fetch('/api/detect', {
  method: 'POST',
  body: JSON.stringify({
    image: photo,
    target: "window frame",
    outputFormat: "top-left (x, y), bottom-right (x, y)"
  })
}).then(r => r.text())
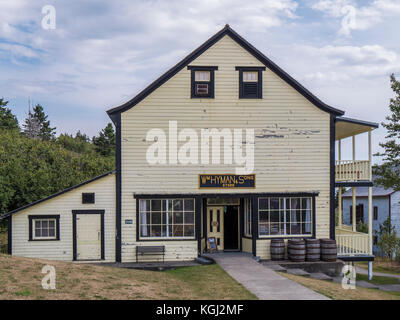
top-left (373, 206), bottom-right (378, 220)
top-left (188, 66), bottom-right (218, 99)
top-left (235, 66), bottom-right (265, 99)
top-left (28, 215), bottom-right (60, 241)
top-left (82, 193), bottom-right (95, 204)
top-left (257, 197), bottom-right (313, 238)
top-left (137, 198), bottom-right (196, 240)
top-left (244, 198), bottom-right (252, 237)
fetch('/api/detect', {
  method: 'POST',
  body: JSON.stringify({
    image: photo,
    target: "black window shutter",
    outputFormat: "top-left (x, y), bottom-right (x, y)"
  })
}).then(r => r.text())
top-left (82, 193), bottom-right (95, 204)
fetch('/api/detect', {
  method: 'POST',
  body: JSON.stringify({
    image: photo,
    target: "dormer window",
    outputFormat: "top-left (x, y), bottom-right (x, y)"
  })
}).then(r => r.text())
top-left (188, 66), bottom-right (218, 98)
top-left (236, 66), bottom-right (266, 99)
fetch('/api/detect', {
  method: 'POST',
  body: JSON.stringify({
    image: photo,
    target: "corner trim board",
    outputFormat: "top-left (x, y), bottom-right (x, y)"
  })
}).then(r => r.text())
top-left (115, 113), bottom-right (122, 262)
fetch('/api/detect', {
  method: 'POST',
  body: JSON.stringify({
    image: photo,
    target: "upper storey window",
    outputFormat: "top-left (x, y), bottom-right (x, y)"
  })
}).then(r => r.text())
top-left (188, 66), bottom-right (218, 98)
top-left (236, 66), bottom-right (266, 99)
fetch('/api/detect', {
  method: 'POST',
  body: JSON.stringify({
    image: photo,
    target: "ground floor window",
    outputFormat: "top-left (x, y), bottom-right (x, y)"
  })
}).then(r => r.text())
top-left (244, 198), bottom-right (252, 237)
top-left (29, 215), bottom-right (60, 241)
top-left (139, 199), bottom-right (195, 239)
top-left (258, 197), bottom-right (312, 236)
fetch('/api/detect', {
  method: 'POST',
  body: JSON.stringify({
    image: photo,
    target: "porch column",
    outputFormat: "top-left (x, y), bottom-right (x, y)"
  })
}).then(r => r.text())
top-left (338, 188), bottom-right (342, 227)
top-left (338, 139), bottom-right (342, 227)
top-left (368, 130), bottom-right (373, 256)
top-left (352, 187), bottom-right (356, 232)
top-left (352, 135), bottom-right (356, 181)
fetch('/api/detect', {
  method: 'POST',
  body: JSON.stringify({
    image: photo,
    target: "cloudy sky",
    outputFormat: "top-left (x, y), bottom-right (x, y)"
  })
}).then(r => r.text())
top-left (1, 0), bottom-right (400, 161)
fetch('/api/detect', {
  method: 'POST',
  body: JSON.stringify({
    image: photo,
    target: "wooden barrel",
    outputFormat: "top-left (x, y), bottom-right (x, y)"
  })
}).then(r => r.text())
top-left (288, 239), bottom-right (306, 262)
top-left (320, 239), bottom-right (337, 262)
top-left (270, 239), bottom-right (285, 261)
top-left (306, 239), bottom-right (320, 262)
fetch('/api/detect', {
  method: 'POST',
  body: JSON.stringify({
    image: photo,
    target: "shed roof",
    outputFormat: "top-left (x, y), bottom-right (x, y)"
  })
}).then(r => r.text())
top-left (1, 170), bottom-right (115, 219)
top-left (342, 186), bottom-right (394, 197)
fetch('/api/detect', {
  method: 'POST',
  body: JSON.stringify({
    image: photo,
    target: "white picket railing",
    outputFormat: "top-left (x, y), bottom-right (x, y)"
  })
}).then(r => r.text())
top-left (336, 227), bottom-right (370, 256)
top-left (335, 160), bottom-right (370, 181)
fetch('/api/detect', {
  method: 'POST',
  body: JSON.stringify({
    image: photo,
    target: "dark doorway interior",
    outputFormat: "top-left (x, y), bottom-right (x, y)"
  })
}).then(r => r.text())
top-left (224, 205), bottom-right (239, 250)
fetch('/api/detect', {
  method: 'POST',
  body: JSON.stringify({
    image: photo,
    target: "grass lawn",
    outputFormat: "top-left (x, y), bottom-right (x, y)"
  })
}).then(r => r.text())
top-left (357, 258), bottom-right (400, 275)
top-left (280, 272), bottom-right (400, 300)
top-left (0, 254), bottom-right (257, 300)
top-left (357, 274), bottom-right (400, 285)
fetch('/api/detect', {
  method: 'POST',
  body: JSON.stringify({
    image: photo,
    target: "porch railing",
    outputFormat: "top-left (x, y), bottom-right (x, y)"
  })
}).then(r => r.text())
top-left (335, 160), bottom-right (370, 181)
top-left (336, 226), bottom-right (370, 256)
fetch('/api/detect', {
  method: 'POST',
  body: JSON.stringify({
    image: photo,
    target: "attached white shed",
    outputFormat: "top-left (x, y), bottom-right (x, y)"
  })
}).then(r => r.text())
top-left (3, 171), bottom-right (116, 262)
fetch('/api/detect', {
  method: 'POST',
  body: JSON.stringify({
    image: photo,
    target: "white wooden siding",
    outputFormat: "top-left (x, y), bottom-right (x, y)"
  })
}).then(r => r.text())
top-left (11, 174), bottom-right (115, 261)
top-left (120, 35), bottom-right (331, 262)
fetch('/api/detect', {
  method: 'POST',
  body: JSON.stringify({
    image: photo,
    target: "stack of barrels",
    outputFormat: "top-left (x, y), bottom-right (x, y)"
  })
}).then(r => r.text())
top-left (270, 238), bottom-right (337, 262)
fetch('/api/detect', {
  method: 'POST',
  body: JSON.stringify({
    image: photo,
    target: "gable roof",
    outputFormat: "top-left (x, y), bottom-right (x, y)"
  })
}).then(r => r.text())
top-left (0, 170), bottom-right (115, 219)
top-left (107, 24), bottom-right (345, 122)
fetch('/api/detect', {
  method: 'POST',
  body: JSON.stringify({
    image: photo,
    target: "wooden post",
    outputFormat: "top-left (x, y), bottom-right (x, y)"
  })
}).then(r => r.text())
top-left (338, 139), bottom-right (342, 227)
top-left (352, 135), bottom-right (356, 180)
top-left (338, 188), bottom-right (342, 227)
top-left (368, 130), bottom-right (373, 255)
top-left (352, 187), bottom-right (356, 232)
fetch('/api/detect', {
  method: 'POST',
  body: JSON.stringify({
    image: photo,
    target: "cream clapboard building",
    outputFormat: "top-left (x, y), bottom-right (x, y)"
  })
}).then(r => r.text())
top-left (2, 25), bottom-right (378, 264)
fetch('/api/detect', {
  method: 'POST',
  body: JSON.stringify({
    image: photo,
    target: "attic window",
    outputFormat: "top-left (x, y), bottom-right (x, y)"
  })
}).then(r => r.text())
top-left (82, 193), bottom-right (95, 204)
top-left (236, 66), bottom-right (265, 99)
top-left (188, 66), bottom-right (218, 98)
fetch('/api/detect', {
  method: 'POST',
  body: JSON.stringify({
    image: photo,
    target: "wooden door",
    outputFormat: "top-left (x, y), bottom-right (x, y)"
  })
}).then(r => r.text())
top-left (207, 206), bottom-right (224, 250)
top-left (76, 214), bottom-right (101, 260)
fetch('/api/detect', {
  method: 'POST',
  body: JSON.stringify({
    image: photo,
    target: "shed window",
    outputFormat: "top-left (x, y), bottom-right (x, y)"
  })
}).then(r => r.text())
top-left (258, 197), bottom-right (312, 237)
top-left (139, 199), bottom-right (195, 239)
top-left (188, 66), bottom-right (217, 98)
top-left (82, 193), bottom-right (95, 204)
top-left (29, 215), bottom-right (60, 241)
top-left (236, 66), bottom-right (265, 99)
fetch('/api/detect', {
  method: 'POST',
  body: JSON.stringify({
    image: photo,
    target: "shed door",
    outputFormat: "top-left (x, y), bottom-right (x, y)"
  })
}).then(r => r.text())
top-left (76, 214), bottom-right (101, 260)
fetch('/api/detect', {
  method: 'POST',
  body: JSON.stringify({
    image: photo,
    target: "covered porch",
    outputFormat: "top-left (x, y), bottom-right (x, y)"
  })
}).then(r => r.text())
top-left (334, 117), bottom-right (378, 274)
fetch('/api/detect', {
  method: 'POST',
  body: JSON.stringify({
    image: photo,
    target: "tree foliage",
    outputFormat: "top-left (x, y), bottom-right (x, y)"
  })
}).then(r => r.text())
top-left (375, 74), bottom-right (400, 190)
top-left (92, 123), bottom-right (116, 157)
top-left (0, 98), bottom-right (115, 216)
top-left (0, 98), bottom-right (19, 131)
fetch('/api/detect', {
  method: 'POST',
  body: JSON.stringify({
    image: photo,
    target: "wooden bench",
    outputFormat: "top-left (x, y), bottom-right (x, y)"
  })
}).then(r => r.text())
top-left (136, 245), bottom-right (165, 263)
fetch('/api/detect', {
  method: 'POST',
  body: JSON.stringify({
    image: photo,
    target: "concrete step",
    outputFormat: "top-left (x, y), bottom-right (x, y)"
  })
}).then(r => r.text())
top-left (309, 272), bottom-right (333, 281)
top-left (287, 268), bottom-right (310, 277)
top-left (263, 264), bottom-right (287, 273)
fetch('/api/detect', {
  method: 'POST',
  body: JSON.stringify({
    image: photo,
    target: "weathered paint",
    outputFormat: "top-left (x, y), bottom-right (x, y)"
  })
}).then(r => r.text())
top-left (120, 35), bottom-right (331, 262)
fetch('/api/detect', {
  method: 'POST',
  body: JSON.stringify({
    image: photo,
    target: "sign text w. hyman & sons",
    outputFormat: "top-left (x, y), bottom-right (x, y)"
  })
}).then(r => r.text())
top-left (145, 121), bottom-right (254, 174)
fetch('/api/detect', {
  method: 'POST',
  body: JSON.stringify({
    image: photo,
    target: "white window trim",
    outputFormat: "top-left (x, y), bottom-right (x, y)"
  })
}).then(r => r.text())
top-left (32, 218), bottom-right (57, 240)
top-left (139, 198), bottom-right (196, 240)
top-left (258, 197), bottom-right (313, 238)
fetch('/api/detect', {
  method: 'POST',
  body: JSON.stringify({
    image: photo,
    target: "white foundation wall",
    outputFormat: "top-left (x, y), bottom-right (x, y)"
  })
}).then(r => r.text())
top-left (11, 173), bottom-right (116, 261)
top-left (120, 35), bottom-right (331, 262)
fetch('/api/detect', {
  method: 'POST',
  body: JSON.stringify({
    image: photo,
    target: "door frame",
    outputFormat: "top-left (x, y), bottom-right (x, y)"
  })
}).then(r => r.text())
top-left (72, 209), bottom-right (105, 261)
top-left (206, 202), bottom-right (241, 252)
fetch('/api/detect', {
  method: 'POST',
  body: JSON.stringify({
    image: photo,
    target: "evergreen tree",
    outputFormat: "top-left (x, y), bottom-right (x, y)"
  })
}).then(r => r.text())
top-left (92, 123), bottom-right (116, 157)
top-left (0, 98), bottom-right (19, 131)
top-left (23, 108), bottom-right (40, 139)
top-left (32, 104), bottom-right (56, 140)
top-left (375, 74), bottom-right (400, 190)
